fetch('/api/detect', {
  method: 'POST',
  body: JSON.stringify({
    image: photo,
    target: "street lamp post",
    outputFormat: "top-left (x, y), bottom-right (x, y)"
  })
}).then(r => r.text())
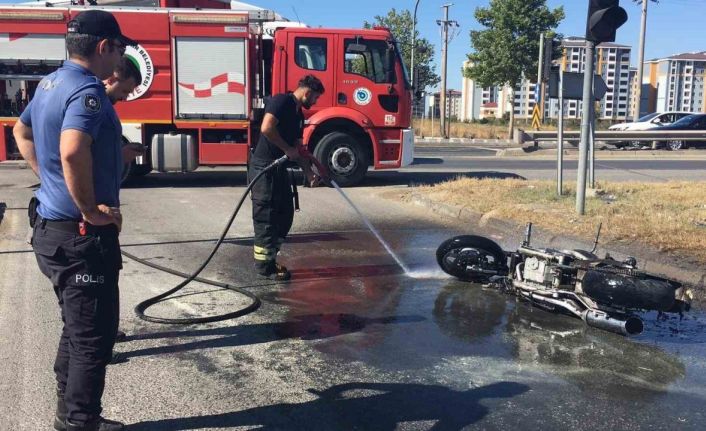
top-left (411, 0), bottom-right (420, 86)
top-left (633, 0), bottom-right (649, 121)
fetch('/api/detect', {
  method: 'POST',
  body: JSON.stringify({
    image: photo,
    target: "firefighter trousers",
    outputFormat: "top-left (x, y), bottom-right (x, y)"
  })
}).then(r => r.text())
top-left (249, 156), bottom-right (295, 269)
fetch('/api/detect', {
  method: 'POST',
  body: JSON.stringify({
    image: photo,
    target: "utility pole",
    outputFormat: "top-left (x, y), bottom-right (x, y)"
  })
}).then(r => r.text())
top-left (437, 4), bottom-right (457, 139)
top-left (536, 33), bottom-right (545, 124)
top-left (557, 64), bottom-right (564, 196)
top-left (633, 0), bottom-right (648, 121)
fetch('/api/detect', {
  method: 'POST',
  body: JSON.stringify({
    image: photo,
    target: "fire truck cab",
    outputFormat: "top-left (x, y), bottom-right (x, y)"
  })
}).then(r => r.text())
top-left (0, 3), bottom-right (414, 186)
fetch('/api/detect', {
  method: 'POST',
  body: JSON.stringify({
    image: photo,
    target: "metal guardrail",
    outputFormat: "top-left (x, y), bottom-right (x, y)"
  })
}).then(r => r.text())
top-left (516, 129), bottom-right (706, 144)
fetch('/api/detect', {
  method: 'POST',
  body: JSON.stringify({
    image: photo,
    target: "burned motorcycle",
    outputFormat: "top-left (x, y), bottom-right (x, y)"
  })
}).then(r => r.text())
top-left (436, 223), bottom-right (692, 336)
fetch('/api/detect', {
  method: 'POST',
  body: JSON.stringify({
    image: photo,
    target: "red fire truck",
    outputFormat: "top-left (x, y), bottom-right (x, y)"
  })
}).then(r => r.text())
top-left (0, 1), bottom-right (414, 186)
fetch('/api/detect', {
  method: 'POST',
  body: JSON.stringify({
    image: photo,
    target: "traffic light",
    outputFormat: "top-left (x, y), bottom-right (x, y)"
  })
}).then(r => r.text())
top-left (585, 0), bottom-right (628, 43)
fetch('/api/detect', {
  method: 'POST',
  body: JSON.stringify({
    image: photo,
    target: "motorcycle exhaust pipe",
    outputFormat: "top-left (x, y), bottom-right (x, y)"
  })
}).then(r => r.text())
top-left (583, 310), bottom-right (643, 336)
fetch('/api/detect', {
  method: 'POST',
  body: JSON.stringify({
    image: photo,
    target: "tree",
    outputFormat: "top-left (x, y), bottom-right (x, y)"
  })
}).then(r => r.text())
top-left (465, 0), bottom-right (564, 138)
top-left (364, 8), bottom-right (440, 92)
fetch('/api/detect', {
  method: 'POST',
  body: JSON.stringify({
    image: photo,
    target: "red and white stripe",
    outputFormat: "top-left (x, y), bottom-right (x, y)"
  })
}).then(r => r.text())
top-left (178, 72), bottom-right (245, 98)
top-left (0, 33), bottom-right (28, 42)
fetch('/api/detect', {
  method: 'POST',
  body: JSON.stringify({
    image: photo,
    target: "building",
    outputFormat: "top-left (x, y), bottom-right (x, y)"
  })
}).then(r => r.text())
top-left (428, 89), bottom-right (462, 120)
top-left (548, 37), bottom-right (632, 121)
top-left (639, 52), bottom-right (706, 116)
top-left (628, 66), bottom-right (639, 119)
top-left (461, 37), bottom-right (633, 121)
top-left (460, 60), bottom-right (512, 121)
top-left (412, 95), bottom-right (426, 118)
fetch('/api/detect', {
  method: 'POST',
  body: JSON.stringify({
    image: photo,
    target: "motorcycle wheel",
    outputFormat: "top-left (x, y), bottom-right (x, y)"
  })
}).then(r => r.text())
top-left (582, 270), bottom-right (678, 312)
top-left (436, 235), bottom-right (508, 282)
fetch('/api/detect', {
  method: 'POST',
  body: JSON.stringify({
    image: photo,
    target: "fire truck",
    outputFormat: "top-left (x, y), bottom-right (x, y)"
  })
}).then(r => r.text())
top-left (0, 1), bottom-right (414, 186)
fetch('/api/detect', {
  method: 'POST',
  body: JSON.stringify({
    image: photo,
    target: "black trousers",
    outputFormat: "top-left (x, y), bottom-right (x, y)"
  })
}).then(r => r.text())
top-left (249, 157), bottom-right (295, 266)
top-left (31, 211), bottom-right (121, 424)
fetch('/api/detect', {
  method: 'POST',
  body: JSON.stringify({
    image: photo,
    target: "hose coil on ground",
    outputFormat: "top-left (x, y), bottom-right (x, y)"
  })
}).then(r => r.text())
top-left (131, 156), bottom-right (288, 325)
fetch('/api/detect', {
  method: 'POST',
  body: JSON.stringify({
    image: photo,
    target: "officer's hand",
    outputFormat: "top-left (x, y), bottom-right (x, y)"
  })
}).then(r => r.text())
top-left (84, 205), bottom-right (121, 231)
top-left (100, 205), bottom-right (122, 232)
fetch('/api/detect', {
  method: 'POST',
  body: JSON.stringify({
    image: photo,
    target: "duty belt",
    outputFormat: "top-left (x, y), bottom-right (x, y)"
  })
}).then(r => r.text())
top-left (37, 216), bottom-right (118, 236)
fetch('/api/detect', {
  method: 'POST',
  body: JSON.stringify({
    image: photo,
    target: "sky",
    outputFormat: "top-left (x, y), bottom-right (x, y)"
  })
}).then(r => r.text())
top-left (3, 0), bottom-right (705, 90)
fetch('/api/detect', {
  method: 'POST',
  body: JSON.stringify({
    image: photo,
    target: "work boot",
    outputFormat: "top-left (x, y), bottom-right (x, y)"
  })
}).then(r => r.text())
top-left (54, 389), bottom-right (124, 431)
top-left (64, 417), bottom-right (124, 431)
top-left (256, 261), bottom-right (291, 281)
top-left (115, 330), bottom-right (127, 343)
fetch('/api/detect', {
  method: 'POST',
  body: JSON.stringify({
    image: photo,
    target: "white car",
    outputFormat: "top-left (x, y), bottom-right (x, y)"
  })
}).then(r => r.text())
top-left (609, 112), bottom-right (693, 131)
top-left (609, 112), bottom-right (694, 148)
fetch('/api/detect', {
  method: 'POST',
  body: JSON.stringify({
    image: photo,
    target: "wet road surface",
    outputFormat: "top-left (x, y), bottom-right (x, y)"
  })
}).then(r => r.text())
top-left (2, 168), bottom-right (706, 430)
top-left (117, 227), bottom-right (706, 430)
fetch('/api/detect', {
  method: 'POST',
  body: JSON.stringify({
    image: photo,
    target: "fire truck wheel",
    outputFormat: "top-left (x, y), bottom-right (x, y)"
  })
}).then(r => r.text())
top-left (314, 132), bottom-right (369, 187)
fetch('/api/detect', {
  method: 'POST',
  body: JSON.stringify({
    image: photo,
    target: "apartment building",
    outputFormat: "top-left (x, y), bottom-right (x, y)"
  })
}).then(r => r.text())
top-left (428, 90), bottom-right (462, 120)
top-left (549, 37), bottom-right (632, 120)
top-left (628, 66), bottom-right (639, 119)
top-left (460, 60), bottom-right (510, 120)
top-left (639, 52), bottom-right (706, 116)
top-left (461, 37), bottom-right (633, 121)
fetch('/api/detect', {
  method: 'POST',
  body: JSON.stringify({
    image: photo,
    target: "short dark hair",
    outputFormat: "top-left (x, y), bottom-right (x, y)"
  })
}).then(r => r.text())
top-left (115, 56), bottom-right (142, 86)
top-left (66, 33), bottom-right (102, 59)
top-left (298, 75), bottom-right (325, 94)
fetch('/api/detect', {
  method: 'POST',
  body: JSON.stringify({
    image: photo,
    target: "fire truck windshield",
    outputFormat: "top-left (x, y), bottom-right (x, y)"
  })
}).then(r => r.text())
top-left (344, 38), bottom-right (397, 85)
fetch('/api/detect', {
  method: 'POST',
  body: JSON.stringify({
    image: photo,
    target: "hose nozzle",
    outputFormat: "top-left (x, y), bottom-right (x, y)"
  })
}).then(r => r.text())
top-left (266, 154), bottom-right (289, 170)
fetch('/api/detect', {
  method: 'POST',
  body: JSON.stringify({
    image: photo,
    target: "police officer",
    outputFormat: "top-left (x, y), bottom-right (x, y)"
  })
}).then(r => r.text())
top-left (13, 9), bottom-right (136, 431)
top-left (250, 75), bottom-right (325, 280)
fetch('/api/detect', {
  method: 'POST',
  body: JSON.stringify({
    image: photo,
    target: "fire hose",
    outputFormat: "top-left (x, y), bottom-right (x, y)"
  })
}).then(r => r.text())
top-left (129, 147), bottom-right (330, 324)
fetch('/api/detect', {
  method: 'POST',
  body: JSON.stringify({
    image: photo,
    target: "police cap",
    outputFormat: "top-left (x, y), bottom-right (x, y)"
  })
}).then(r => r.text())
top-left (67, 9), bottom-right (137, 48)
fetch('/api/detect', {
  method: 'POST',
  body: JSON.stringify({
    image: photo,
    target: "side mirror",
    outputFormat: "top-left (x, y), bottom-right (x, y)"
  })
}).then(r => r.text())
top-left (412, 68), bottom-right (420, 91)
top-left (415, 90), bottom-right (424, 100)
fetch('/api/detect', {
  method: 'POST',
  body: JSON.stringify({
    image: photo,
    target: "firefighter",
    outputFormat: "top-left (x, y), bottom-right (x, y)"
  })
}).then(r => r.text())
top-left (249, 75), bottom-right (325, 280)
top-left (105, 56), bottom-right (146, 169)
top-left (105, 56), bottom-right (141, 104)
top-left (13, 10), bottom-right (136, 431)
top-left (104, 56), bottom-right (143, 344)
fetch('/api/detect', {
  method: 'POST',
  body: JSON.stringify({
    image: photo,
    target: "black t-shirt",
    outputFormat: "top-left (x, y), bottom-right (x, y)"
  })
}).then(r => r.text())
top-left (253, 93), bottom-right (304, 160)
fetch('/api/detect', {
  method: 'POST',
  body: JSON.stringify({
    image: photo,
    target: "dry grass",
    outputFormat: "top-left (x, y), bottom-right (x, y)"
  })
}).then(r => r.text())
top-left (412, 118), bottom-right (509, 139)
top-left (412, 178), bottom-right (706, 264)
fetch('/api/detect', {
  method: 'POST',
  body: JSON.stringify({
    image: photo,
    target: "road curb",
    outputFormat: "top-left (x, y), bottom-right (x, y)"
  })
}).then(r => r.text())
top-left (415, 137), bottom-right (512, 146)
top-left (407, 193), bottom-right (706, 300)
top-left (495, 147), bottom-right (706, 159)
top-left (0, 160), bottom-right (28, 169)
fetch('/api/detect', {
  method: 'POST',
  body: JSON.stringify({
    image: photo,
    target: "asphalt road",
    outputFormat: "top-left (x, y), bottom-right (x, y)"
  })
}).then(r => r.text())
top-left (407, 145), bottom-right (706, 182)
top-left (2, 166), bottom-right (706, 430)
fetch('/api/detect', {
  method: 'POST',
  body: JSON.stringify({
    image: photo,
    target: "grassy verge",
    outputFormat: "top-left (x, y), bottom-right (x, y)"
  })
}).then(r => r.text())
top-left (411, 118), bottom-right (617, 140)
top-left (406, 178), bottom-right (706, 265)
top-left (412, 118), bottom-right (514, 139)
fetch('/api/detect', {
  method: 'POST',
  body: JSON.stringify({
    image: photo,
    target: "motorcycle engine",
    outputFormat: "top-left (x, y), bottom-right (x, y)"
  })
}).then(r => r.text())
top-left (522, 257), bottom-right (561, 288)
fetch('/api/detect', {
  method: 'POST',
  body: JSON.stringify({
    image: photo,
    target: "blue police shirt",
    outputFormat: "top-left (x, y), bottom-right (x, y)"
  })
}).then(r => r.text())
top-left (20, 60), bottom-right (123, 221)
